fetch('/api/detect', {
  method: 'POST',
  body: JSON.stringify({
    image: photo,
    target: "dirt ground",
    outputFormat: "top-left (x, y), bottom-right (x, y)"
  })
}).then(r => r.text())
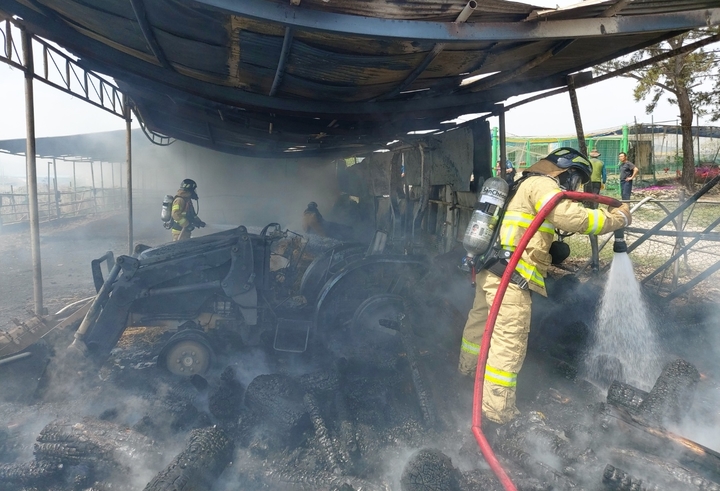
top-left (0, 212), bottom-right (226, 332)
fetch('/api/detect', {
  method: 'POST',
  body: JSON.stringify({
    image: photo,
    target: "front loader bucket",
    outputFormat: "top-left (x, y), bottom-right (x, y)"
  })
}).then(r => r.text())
top-left (0, 298), bottom-right (92, 403)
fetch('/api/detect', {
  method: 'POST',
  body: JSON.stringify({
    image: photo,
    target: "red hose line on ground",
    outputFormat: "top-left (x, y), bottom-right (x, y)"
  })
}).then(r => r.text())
top-left (471, 191), bottom-right (622, 491)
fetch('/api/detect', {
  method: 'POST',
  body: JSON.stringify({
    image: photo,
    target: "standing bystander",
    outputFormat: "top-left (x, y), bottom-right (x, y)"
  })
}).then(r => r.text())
top-left (619, 152), bottom-right (639, 201)
top-left (588, 149), bottom-right (606, 195)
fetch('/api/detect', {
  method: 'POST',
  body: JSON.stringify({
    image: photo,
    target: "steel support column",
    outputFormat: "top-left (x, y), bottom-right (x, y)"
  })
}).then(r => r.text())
top-left (498, 105), bottom-right (507, 181)
top-left (125, 95), bottom-right (134, 255)
top-left (21, 28), bottom-right (43, 315)
top-left (568, 74), bottom-right (598, 272)
top-left (567, 75), bottom-right (587, 156)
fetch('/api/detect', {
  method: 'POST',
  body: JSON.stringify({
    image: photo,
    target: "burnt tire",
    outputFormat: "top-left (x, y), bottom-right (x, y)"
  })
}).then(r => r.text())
top-left (157, 330), bottom-right (214, 377)
top-left (400, 448), bottom-right (461, 491)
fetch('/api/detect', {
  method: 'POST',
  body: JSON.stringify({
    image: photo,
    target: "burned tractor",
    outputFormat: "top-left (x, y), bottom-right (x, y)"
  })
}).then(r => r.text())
top-left (1, 224), bottom-right (427, 378)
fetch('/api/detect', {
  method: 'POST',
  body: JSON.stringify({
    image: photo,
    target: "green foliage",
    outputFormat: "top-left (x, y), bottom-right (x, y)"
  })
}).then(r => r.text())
top-left (595, 29), bottom-right (720, 189)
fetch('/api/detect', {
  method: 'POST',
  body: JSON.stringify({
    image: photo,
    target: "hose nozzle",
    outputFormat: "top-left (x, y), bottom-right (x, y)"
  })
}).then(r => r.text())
top-left (613, 228), bottom-right (627, 253)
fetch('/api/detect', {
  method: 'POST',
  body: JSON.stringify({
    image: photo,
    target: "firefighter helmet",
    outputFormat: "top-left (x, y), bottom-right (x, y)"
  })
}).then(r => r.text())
top-left (307, 202), bottom-right (318, 209)
top-left (544, 148), bottom-right (592, 191)
top-left (545, 148), bottom-right (592, 183)
top-left (180, 179), bottom-right (197, 191)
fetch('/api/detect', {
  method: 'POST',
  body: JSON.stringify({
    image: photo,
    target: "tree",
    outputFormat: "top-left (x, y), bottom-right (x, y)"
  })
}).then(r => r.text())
top-left (596, 29), bottom-right (720, 190)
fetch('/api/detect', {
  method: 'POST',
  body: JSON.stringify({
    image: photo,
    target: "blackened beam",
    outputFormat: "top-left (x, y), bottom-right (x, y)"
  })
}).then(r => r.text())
top-left (195, 0), bottom-right (720, 42)
top-left (468, 40), bottom-right (574, 92)
top-left (373, 43), bottom-right (445, 102)
top-left (373, 1), bottom-right (477, 102)
top-left (505, 30), bottom-right (720, 111)
top-left (0, 0), bottom-right (668, 119)
top-left (0, 0), bottom-right (499, 117)
top-left (525, 0), bottom-right (633, 21)
top-left (601, 0), bottom-right (633, 19)
top-left (269, 27), bottom-right (294, 96)
top-left (129, 0), bottom-right (172, 70)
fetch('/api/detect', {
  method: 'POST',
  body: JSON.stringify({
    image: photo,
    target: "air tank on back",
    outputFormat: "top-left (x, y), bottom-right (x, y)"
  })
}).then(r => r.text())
top-left (161, 195), bottom-right (174, 229)
top-left (462, 177), bottom-right (509, 262)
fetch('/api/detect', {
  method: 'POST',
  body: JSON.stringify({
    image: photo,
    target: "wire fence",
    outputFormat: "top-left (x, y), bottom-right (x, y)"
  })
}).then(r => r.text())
top-left (567, 195), bottom-right (720, 301)
top-left (0, 185), bottom-right (127, 232)
top-left (502, 124), bottom-right (720, 187)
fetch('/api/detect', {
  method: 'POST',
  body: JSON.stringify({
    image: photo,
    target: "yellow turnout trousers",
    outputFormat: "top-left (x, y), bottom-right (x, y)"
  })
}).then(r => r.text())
top-left (172, 227), bottom-right (192, 241)
top-left (458, 269), bottom-right (532, 424)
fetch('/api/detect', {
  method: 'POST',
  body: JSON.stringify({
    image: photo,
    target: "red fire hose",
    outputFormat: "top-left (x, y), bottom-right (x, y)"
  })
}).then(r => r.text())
top-left (472, 191), bottom-right (623, 491)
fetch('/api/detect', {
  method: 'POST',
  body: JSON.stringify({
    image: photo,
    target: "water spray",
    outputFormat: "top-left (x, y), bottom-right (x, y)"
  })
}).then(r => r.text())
top-left (472, 191), bottom-right (622, 491)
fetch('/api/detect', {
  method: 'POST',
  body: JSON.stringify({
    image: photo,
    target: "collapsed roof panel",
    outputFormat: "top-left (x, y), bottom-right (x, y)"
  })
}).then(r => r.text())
top-left (0, 0), bottom-right (718, 157)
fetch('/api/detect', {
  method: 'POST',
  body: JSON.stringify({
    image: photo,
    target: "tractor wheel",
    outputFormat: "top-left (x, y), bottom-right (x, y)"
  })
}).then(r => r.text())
top-left (158, 330), bottom-right (214, 376)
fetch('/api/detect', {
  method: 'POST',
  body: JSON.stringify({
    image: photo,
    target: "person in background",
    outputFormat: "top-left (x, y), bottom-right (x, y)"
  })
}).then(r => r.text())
top-left (588, 149), bottom-right (607, 195)
top-left (458, 148), bottom-right (631, 429)
top-left (494, 160), bottom-right (516, 186)
top-left (619, 152), bottom-right (639, 201)
top-left (504, 159), bottom-right (516, 186)
top-left (302, 202), bottom-right (326, 236)
top-left (171, 179), bottom-right (205, 241)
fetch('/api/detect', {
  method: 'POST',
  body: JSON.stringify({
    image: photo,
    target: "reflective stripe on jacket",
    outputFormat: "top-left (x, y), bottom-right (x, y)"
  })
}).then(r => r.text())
top-left (500, 175), bottom-right (626, 296)
top-left (171, 189), bottom-right (196, 230)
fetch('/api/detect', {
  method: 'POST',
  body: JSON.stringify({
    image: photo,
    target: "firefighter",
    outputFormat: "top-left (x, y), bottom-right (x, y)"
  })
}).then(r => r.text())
top-left (302, 202), bottom-right (326, 237)
top-left (458, 148), bottom-right (632, 426)
top-left (171, 179), bottom-right (206, 241)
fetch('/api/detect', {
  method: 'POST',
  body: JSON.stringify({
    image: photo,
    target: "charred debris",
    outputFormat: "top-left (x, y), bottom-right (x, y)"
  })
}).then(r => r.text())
top-left (0, 225), bottom-right (719, 491)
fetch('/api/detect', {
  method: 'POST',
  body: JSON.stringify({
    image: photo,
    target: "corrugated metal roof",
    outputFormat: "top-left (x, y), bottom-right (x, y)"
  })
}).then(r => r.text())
top-left (0, 0), bottom-right (718, 158)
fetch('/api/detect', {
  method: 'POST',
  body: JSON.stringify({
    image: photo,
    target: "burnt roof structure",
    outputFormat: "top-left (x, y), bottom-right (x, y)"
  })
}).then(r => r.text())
top-left (0, 0), bottom-right (719, 158)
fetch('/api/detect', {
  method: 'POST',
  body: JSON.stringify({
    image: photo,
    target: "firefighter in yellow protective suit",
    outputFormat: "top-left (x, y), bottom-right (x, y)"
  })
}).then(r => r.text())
top-left (458, 148), bottom-right (632, 425)
top-left (171, 179), bottom-right (206, 241)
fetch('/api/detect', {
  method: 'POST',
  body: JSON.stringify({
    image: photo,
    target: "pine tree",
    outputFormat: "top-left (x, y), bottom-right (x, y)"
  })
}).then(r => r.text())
top-left (597, 29), bottom-right (720, 190)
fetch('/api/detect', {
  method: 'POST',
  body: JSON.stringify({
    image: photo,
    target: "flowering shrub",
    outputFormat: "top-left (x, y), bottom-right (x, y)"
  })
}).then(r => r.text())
top-left (695, 165), bottom-right (720, 183)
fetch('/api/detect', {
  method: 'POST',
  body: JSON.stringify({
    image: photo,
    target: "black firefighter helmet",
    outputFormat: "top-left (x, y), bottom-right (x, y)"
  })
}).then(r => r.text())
top-left (544, 147), bottom-right (592, 191)
top-left (180, 179), bottom-right (198, 199)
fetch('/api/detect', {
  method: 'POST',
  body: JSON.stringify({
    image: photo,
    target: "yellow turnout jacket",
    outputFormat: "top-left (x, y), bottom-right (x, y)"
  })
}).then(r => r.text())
top-left (500, 160), bottom-right (626, 296)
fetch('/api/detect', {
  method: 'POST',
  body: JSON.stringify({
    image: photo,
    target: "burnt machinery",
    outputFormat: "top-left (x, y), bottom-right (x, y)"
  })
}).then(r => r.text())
top-left (0, 224), bottom-right (428, 377)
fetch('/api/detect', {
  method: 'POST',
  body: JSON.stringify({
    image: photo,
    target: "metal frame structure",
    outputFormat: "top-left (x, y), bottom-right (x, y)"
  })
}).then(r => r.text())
top-left (0, 16), bottom-right (137, 314)
top-left (1, 19), bottom-right (125, 119)
top-left (199, 0), bottom-right (720, 42)
top-left (2, 0), bottom-right (716, 157)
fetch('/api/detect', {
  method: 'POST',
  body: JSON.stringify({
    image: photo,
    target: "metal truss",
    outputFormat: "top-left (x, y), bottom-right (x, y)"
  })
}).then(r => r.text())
top-left (1, 17), bottom-right (125, 119)
top-left (1, 16), bottom-right (173, 146)
top-left (131, 102), bottom-right (176, 146)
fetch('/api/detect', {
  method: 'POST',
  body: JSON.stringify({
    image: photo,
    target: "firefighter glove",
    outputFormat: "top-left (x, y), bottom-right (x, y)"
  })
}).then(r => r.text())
top-left (610, 203), bottom-right (632, 227)
top-left (197, 221), bottom-right (206, 228)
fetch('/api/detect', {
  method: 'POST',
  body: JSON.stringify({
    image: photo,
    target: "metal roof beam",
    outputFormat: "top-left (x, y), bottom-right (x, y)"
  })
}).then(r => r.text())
top-left (196, 0), bottom-right (720, 42)
top-left (4, 0), bottom-right (712, 118)
top-left (373, 43), bottom-right (445, 102)
top-left (504, 30), bottom-right (720, 111)
top-left (129, 0), bottom-right (172, 70)
top-left (466, 40), bottom-right (574, 92)
top-left (269, 26), bottom-right (294, 96)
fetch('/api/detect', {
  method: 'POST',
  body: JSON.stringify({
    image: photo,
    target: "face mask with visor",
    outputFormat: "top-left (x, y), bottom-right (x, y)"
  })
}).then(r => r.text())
top-left (556, 157), bottom-right (588, 191)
